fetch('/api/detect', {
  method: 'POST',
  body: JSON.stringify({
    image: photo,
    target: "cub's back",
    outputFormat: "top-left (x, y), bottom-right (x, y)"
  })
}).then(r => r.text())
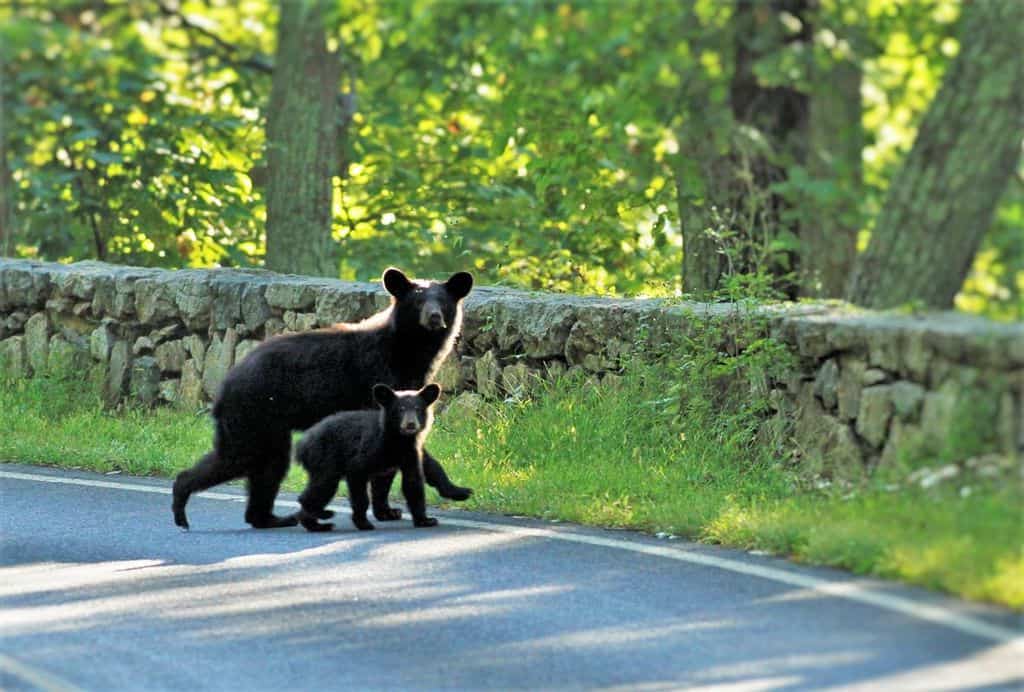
top-left (295, 409), bottom-right (382, 473)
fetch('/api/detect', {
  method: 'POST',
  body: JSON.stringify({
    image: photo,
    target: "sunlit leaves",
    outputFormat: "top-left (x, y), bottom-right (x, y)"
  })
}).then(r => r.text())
top-left (3, 1), bottom-right (270, 267)
top-left (3, 0), bottom-right (1018, 315)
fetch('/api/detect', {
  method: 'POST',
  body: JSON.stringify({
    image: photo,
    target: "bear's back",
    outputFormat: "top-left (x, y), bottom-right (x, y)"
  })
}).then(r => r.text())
top-left (213, 280), bottom-right (459, 433)
top-left (216, 325), bottom-right (398, 427)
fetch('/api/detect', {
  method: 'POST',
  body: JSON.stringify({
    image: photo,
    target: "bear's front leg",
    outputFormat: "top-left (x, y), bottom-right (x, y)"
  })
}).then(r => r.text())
top-left (346, 474), bottom-right (375, 531)
top-left (401, 464), bottom-right (437, 528)
top-left (370, 471), bottom-right (403, 521)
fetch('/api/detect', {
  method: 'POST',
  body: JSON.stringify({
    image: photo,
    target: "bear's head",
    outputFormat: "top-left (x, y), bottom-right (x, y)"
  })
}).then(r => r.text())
top-left (373, 383), bottom-right (442, 437)
top-left (383, 267), bottom-right (473, 335)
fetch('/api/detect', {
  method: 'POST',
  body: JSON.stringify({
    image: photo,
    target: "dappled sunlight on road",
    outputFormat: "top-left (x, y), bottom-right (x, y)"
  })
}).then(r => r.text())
top-left (2, 525), bottom-right (1019, 691)
top-left (600, 676), bottom-right (804, 692)
top-left (0, 559), bottom-right (165, 598)
top-left (831, 640), bottom-right (1024, 691)
top-left (499, 619), bottom-right (735, 652)
top-left (693, 652), bottom-right (871, 688)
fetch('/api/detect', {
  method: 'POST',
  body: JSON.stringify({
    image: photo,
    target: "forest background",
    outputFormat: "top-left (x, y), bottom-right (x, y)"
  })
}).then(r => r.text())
top-left (1, 0), bottom-right (1021, 319)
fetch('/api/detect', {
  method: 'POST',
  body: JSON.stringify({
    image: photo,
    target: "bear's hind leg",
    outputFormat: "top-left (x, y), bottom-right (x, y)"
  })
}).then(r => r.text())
top-left (244, 436), bottom-right (297, 529)
top-left (246, 465), bottom-right (298, 528)
top-left (423, 449), bottom-right (473, 501)
top-left (172, 450), bottom-right (244, 530)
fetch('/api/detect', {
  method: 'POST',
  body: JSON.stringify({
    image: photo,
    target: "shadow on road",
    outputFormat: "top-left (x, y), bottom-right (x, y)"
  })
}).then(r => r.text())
top-left (2, 524), bottom-right (1019, 691)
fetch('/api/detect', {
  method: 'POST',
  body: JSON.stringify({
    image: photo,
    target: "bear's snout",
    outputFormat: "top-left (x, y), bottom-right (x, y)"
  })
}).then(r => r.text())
top-left (420, 304), bottom-right (447, 331)
top-left (399, 411), bottom-right (422, 435)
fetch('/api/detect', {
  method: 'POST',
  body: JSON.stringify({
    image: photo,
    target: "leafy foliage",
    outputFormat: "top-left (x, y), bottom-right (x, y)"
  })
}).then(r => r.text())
top-left (2, 0), bottom-right (1020, 317)
top-left (2, 2), bottom-right (269, 267)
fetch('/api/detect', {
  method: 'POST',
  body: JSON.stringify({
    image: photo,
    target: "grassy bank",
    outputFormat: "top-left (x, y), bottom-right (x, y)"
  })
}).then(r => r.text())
top-left (1, 368), bottom-right (1020, 610)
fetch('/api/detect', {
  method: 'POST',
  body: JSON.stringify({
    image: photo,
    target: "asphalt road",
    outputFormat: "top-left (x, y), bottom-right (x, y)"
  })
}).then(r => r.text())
top-left (1, 463), bottom-right (1021, 691)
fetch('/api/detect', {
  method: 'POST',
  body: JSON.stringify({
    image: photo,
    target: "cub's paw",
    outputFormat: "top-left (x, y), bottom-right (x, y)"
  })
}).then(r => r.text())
top-left (373, 507), bottom-right (403, 521)
top-left (352, 517), bottom-right (376, 531)
top-left (317, 509), bottom-right (335, 520)
top-left (413, 517), bottom-right (439, 528)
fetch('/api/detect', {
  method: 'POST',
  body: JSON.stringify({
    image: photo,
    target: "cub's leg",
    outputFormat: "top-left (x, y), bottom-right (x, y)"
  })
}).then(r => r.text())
top-left (346, 473), bottom-right (375, 531)
top-left (371, 471), bottom-right (403, 521)
top-left (297, 470), bottom-right (343, 532)
top-left (370, 450), bottom-right (472, 518)
top-left (402, 464), bottom-right (437, 528)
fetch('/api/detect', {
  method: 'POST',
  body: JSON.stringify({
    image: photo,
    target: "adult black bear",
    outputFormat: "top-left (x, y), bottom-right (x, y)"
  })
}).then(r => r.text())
top-left (295, 383), bottom-right (441, 532)
top-left (172, 268), bottom-right (473, 530)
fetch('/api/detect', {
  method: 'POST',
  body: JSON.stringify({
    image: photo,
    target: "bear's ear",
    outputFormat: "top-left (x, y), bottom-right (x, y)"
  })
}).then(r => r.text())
top-left (445, 271), bottom-right (473, 300)
top-left (419, 383), bottom-right (441, 406)
top-left (373, 384), bottom-right (397, 407)
top-left (383, 267), bottom-right (414, 298)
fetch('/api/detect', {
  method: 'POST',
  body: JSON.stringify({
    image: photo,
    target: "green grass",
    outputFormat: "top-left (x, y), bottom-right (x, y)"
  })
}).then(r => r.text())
top-left (1, 368), bottom-right (1021, 610)
top-left (0, 375), bottom-right (210, 476)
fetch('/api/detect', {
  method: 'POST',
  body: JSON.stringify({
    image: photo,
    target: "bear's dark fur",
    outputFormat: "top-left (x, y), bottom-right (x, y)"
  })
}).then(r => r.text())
top-left (172, 267), bottom-right (473, 530)
top-left (295, 383), bottom-right (441, 532)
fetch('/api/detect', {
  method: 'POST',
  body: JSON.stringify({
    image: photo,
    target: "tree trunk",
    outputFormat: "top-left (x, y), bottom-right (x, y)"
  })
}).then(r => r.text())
top-left (0, 65), bottom-right (15, 256)
top-left (846, 0), bottom-right (1024, 310)
top-left (264, 0), bottom-right (341, 277)
top-left (677, 150), bottom-right (726, 297)
top-left (729, 0), bottom-right (810, 151)
top-left (801, 59), bottom-right (862, 298)
top-left (680, 0), bottom-right (810, 298)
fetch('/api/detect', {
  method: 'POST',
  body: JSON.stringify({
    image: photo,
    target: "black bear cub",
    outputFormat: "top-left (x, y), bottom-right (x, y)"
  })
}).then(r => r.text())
top-left (295, 383), bottom-right (442, 532)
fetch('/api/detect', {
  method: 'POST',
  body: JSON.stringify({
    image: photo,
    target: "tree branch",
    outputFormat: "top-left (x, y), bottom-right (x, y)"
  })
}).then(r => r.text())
top-left (155, 1), bottom-right (356, 127)
top-left (156, 1), bottom-right (273, 74)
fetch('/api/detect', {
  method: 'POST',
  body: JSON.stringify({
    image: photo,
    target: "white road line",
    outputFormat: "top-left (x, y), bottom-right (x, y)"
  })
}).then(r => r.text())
top-left (0, 653), bottom-right (83, 692)
top-left (2, 468), bottom-right (1022, 648)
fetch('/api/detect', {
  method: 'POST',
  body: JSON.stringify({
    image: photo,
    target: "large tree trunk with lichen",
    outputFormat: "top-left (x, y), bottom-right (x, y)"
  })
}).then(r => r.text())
top-left (264, 0), bottom-right (341, 277)
top-left (0, 67), bottom-right (15, 256)
top-left (802, 59), bottom-right (862, 298)
top-left (847, 0), bottom-right (1024, 310)
top-left (680, 0), bottom-right (810, 297)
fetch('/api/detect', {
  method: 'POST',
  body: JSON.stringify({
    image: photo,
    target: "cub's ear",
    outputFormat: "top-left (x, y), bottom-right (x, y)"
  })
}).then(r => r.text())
top-left (373, 384), bottom-right (397, 407)
top-left (419, 383), bottom-right (441, 406)
top-left (383, 267), bottom-right (414, 298)
top-left (445, 271), bottom-right (473, 300)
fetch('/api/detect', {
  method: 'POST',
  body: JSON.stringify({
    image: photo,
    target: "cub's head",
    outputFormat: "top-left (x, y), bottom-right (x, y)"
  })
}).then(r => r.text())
top-left (373, 383), bottom-right (442, 437)
top-left (382, 267), bottom-right (473, 335)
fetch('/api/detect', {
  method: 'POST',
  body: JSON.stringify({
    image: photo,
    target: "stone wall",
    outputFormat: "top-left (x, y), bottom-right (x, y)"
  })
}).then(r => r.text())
top-left (1, 258), bottom-right (1021, 477)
